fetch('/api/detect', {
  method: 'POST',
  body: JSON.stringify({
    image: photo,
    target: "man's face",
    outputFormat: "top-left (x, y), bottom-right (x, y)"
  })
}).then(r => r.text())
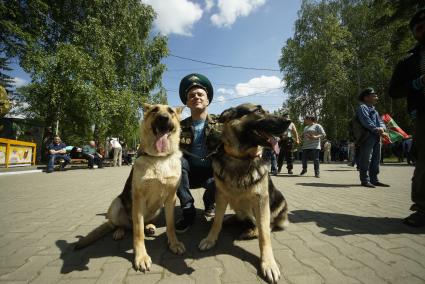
top-left (413, 20), bottom-right (425, 44)
top-left (89, 141), bottom-right (96, 147)
top-left (364, 93), bottom-right (379, 105)
top-left (53, 137), bottom-right (61, 144)
top-left (186, 87), bottom-right (209, 111)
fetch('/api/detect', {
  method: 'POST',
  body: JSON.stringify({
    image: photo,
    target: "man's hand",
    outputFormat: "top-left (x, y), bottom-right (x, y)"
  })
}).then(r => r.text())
top-left (376, 128), bottom-right (385, 135)
top-left (98, 154), bottom-right (103, 158)
top-left (49, 149), bottom-right (56, 154)
top-left (381, 132), bottom-right (389, 138)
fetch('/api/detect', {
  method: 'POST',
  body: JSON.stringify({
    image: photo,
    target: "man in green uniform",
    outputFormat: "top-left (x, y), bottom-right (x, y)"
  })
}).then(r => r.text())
top-left (389, 7), bottom-right (425, 227)
top-left (176, 73), bottom-right (222, 233)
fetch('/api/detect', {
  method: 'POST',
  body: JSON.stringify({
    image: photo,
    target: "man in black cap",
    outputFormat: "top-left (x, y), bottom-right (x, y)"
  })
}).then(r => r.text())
top-left (175, 73), bottom-right (222, 233)
top-left (356, 88), bottom-right (389, 188)
top-left (389, 7), bottom-right (425, 227)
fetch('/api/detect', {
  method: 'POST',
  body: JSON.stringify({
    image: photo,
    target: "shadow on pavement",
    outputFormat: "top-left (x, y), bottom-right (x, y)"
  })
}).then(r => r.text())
top-left (296, 182), bottom-right (360, 188)
top-left (56, 208), bottom-right (265, 279)
top-left (289, 210), bottom-right (425, 236)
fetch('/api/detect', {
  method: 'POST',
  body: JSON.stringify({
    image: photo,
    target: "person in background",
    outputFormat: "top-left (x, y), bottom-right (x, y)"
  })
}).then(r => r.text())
top-left (82, 140), bottom-right (104, 169)
top-left (356, 88), bottom-right (389, 188)
top-left (277, 113), bottom-right (300, 174)
top-left (300, 116), bottom-right (326, 178)
top-left (110, 138), bottom-right (122, 167)
top-left (323, 139), bottom-right (331, 163)
top-left (46, 135), bottom-right (71, 173)
top-left (389, 7), bottom-right (425, 227)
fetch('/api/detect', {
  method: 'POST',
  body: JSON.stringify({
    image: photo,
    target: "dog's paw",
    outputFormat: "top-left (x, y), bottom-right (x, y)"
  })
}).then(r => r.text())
top-left (145, 224), bottom-right (156, 236)
top-left (169, 241), bottom-right (185, 255)
top-left (134, 253), bottom-right (152, 272)
top-left (113, 228), bottom-right (125, 240)
top-left (198, 238), bottom-right (216, 251)
top-left (261, 259), bottom-right (280, 283)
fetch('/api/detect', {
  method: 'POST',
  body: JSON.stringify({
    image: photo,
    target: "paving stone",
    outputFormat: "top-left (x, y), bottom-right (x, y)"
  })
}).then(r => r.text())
top-left (299, 257), bottom-right (360, 284)
top-left (191, 267), bottom-right (223, 284)
top-left (31, 265), bottom-right (63, 284)
top-left (216, 255), bottom-right (259, 282)
top-left (0, 255), bottom-right (55, 282)
top-left (286, 273), bottom-right (324, 284)
top-left (126, 273), bottom-right (162, 284)
top-left (95, 262), bottom-right (130, 283)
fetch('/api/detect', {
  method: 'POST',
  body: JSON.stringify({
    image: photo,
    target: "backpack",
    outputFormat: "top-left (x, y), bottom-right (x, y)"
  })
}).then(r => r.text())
top-left (348, 114), bottom-right (370, 145)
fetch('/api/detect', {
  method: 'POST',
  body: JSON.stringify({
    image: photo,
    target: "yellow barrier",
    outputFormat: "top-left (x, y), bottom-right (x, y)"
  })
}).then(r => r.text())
top-left (0, 138), bottom-right (37, 168)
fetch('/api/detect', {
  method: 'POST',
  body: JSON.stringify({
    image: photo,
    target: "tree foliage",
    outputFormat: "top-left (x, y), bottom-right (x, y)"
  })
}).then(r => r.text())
top-left (1, 0), bottom-right (168, 146)
top-left (279, 0), bottom-right (418, 140)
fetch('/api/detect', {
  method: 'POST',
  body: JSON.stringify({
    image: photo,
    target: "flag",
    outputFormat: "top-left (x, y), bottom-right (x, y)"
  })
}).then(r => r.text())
top-left (381, 114), bottom-right (409, 144)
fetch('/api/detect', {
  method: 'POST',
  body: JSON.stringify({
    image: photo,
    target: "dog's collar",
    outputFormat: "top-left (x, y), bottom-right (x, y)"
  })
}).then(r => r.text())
top-left (223, 144), bottom-right (262, 160)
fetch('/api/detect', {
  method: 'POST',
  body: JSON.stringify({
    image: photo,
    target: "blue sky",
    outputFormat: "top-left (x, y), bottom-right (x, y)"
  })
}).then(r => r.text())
top-left (7, 0), bottom-right (302, 116)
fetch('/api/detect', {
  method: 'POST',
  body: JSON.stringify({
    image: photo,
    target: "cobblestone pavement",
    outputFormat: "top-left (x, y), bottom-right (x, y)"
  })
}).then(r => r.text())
top-left (0, 163), bottom-right (424, 284)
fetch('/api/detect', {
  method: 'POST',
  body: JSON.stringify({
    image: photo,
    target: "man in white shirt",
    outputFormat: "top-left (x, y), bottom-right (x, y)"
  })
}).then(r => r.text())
top-left (110, 138), bottom-right (122, 167)
top-left (300, 116), bottom-right (326, 178)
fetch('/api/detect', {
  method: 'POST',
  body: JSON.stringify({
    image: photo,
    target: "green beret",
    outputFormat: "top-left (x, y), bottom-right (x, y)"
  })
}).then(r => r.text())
top-left (358, 87), bottom-right (377, 101)
top-left (179, 73), bottom-right (213, 105)
top-left (410, 7), bottom-right (425, 31)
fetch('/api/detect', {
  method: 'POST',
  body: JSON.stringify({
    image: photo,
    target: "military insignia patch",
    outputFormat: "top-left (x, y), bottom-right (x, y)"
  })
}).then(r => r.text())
top-left (188, 75), bottom-right (199, 82)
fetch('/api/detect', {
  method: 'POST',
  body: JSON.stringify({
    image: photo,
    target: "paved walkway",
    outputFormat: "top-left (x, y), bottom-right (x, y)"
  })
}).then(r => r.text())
top-left (0, 163), bottom-right (424, 283)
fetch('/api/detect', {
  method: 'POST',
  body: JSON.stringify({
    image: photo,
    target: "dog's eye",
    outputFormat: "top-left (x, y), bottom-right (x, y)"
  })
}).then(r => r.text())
top-left (255, 109), bottom-right (263, 114)
top-left (167, 107), bottom-right (175, 114)
top-left (151, 107), bottom-right (159, 113)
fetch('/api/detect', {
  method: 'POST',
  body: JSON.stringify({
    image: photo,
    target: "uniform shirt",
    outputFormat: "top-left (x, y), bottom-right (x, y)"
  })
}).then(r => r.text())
top-left (301, 123), bottom-right (326, 150)
top-left (356, 104), bottom-right (385, 134)
top-left (47, 142), bottom-right (66, 152)
top-left (82, 145), bottom-right (96, 155)
top-left (189, 119), bottom-right (211, 168)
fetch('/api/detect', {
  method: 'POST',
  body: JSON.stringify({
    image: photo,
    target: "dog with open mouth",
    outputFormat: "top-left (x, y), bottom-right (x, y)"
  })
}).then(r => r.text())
top-left (75, 103), bottom-right (185, 272)
top-left (198, 103), bottom-right (291, 283)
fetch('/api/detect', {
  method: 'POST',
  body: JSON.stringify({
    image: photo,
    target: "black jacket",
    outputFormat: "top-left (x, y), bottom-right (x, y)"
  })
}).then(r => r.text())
top-left (389, 44), bottom-right (425, 115)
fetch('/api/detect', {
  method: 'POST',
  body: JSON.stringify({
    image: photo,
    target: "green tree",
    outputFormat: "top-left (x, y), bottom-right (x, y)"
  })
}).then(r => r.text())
top-left (279, 0), bottom-right (416, 140)
top-left (1, 0), bottom-right (168, 146)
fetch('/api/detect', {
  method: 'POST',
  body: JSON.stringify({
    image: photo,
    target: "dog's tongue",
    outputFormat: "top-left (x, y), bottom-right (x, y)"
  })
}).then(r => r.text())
top-left (268, 136), bottom-right (280, 155)
top-left (155, 133), bottom-right (169, 153)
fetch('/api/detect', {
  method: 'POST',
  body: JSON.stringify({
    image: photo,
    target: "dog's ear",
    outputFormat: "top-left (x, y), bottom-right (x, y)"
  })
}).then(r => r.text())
top-left (175, 106), bottom-right (185, 115)
top-left (219, 107), bottom-right (237, 123)
top-left (143, 103), bottom-right (153, 112)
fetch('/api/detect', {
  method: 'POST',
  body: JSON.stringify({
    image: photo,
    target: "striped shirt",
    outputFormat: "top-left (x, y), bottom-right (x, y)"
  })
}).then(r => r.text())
top-left (301, 123), bottom-right (326, 150)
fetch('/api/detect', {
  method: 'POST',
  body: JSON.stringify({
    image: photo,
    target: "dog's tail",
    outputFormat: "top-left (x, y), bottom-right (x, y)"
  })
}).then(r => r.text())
top-left (74, 221), bottom-right (115, 250)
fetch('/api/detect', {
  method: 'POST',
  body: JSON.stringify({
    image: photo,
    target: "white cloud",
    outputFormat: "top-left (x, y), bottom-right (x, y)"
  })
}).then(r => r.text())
top-left (205, 0), bottom-right (214, 11)
top-left (216, 95), bottom-right (226, 102)
top-left (13, 77), bottom-right (28, 88)
top-left (142, 0), bottom-right (203, 36)
top-left (234, 75), bottom-right (283, 97)
top-left (217, 87), bottom-right (234, 95)
top-left (210, 0), bottom-right (266, 27)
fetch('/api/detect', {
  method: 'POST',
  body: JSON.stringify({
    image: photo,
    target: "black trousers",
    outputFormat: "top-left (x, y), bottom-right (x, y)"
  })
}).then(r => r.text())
top-left (277, 138), bottom-right (294, 171)
top-left (82, 153), bottom-right (103, 168)
top-left (176, 156), bottom-right (215, 220)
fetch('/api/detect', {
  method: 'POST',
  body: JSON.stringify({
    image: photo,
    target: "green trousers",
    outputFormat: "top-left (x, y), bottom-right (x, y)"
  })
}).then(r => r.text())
top-left (412, 112), bottom-right (425, 213)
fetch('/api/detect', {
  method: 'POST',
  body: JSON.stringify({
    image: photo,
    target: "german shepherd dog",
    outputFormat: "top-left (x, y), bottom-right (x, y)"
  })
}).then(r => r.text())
top-left (198, 103), bottom-right (290, 283)
top-left (75, 103), bottom-right (185, 272)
